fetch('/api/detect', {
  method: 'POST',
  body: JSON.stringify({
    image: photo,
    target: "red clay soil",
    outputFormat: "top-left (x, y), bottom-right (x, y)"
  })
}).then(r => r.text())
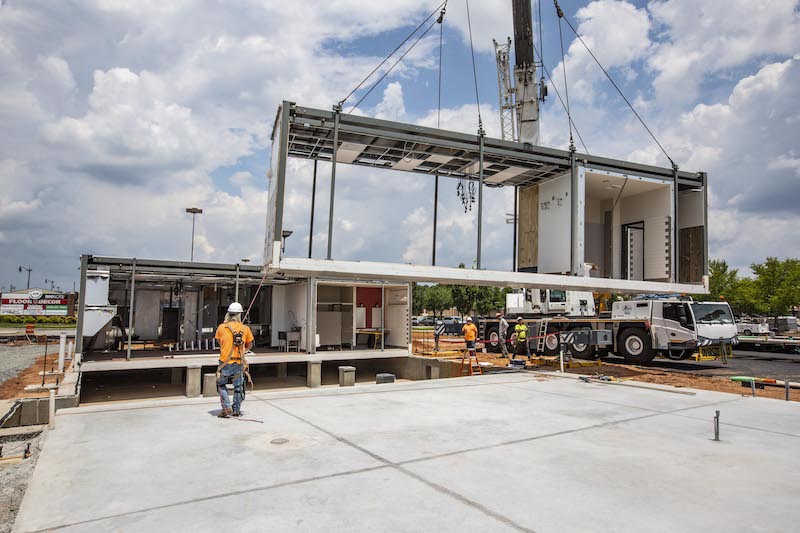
top-left (0, 355), bottom-right (61, 400)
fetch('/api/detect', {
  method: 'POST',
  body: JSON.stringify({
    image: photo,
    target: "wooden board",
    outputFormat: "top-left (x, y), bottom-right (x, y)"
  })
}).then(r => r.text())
top-left (679, 226), bottom-right (704, 283)
top-left (517, 184), bottom-right (538, 270)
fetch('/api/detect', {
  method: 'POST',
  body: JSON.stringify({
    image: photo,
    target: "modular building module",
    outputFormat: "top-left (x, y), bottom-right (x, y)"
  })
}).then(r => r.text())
top-left (264, 101), bottom-right (709, 294)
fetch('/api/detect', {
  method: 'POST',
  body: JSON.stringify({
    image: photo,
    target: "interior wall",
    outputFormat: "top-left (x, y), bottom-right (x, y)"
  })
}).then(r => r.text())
top-left (537, 174), bottom-right (571, 274)
top-left (517, 184), bottom-right (539, 271)
top-left (384, 286), bottom-right (409, 348)
top-left (271, 282), bottom-right (307, 348)
top-left (356, 287), bottom-right (382, 328)
top-left (615, 185), bottom-right (672, 281)
top-left (679, 190), bottom-right (704, 229)
top-left (584, 195), bottom-right (611, 277)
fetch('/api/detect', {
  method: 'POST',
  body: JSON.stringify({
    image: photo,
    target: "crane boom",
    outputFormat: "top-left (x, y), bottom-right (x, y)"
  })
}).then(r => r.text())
top-left (511, 0), bottom-right (540, 145)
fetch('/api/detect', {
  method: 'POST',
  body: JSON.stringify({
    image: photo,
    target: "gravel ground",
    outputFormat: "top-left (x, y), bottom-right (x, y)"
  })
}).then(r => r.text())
top-left (0, 428), bottom-right (46, 533)
top-left (0, 344), bottom-right (51, 385)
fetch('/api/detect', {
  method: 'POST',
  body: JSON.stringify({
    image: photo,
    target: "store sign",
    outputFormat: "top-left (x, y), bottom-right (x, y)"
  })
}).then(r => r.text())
top-left (0, 292), bottom-right (69, 316)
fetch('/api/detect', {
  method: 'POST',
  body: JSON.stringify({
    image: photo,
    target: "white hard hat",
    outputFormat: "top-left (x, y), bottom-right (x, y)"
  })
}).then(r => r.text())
top-left (466, 317), bottom-right (472, 322)
top-left (227, 302), bottom-right (244, 314)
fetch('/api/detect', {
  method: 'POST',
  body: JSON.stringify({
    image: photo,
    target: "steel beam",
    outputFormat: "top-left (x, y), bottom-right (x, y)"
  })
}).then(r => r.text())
top-left (274, 256), bottom-right (709, 294)
top-left (701, 172), bottom-right (709, 278)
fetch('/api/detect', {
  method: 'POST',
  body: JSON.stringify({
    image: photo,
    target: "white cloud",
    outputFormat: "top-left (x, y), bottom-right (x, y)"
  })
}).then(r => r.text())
top-left (648, 0), bottom-right (800, 105)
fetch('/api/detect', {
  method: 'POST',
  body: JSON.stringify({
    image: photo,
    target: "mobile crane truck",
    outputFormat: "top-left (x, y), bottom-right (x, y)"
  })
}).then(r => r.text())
top-left (480, 291), bottom-right (738, 365)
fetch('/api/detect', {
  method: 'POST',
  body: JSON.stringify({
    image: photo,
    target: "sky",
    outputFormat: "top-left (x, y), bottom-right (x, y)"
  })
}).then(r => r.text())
top-left (1, 0), bottom-right (798, 291)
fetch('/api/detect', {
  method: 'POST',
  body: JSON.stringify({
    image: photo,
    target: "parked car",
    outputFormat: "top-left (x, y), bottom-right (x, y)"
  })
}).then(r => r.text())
top-left (440, 316), bottom-right (462, 324)
top-left (415, 316), bottom-right (435, 326)
top-left (736, 317), bottom-right (770, 336)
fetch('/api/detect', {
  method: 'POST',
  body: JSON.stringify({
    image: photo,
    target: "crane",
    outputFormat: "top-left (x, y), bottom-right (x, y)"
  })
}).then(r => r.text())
top-left (494, 0), bottom-right (546, 144)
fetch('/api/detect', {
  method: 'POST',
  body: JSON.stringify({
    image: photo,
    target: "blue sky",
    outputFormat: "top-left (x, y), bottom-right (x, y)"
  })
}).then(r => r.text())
top-left (1, 0), bottom-right (799, 291)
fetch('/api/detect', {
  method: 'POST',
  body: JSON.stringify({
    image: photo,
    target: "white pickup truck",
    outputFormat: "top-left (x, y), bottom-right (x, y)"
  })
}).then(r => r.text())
top-left (736, 318), bottom-right (770, 336)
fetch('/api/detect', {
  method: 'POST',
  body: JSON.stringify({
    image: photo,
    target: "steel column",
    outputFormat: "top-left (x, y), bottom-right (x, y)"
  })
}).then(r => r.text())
top-left (432, 175), bottom-right (439, 265)
top-left (701, 172), bottom-right (709, 278)
top-left (234, 264), bottom-right (240, 302)
top-left (381, 282), bottom-right (385, 352)
top-left (672, 164), bottom-right (680, 283)
top-left (569, 145), bottom-right (579, 276)
top-left (512, 186), bottom-right (518, 272)
top-left (307, 277), bottom-right (317, 354)
top-left (309, 160), bottom-right (318, 258)
top-left (273, 101), bottom-right (292, 245)
top-left (327, 104), bottom-right (342, 260)
top-left (477, 127), bottom-right (485, 269)
top-left (74, 254), bottom-right (89, 365)
top-left (126, 258), bottom-right (136, 361)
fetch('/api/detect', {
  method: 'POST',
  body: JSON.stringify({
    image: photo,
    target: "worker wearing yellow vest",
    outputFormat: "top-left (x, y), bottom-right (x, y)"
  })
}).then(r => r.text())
top-left (214, 302), bottom-right (254, 418)
top-left (514, 317), bottom-right (531, 359)
top-left (462, 317), bottom-right (478, 356)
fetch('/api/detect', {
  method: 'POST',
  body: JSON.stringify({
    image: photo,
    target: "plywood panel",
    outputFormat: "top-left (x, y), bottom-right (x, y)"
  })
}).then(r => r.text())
top-left (679, 226), bottom-right (704, 283)
top-left (517, 184), bottom-right (538, 270)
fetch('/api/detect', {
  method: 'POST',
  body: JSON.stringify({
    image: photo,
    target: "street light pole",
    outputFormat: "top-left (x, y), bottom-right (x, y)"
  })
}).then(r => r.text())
top-left (18, 266), bottom-right (32, 289)
top-left (185, 207), bottom-right (203, 261)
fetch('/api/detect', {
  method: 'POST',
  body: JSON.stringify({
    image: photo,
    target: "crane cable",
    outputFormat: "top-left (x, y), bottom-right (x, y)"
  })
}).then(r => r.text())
top-left (555, 1), bottom-right (675, 168)
top-left (340, 0), bottom-right (447, 113)
top-left (531, 41), bottom-right (589, 154)
top-left (464, 0), bottom-right (482, 130)
top-left (554, 1), bottom-right (575, 149)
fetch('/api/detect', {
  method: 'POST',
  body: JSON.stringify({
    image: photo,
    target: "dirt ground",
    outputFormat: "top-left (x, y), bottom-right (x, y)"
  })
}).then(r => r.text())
top-left (0, 355), bottom-right (61, 400)
top-left (411, 331), bottom-right (799, 402)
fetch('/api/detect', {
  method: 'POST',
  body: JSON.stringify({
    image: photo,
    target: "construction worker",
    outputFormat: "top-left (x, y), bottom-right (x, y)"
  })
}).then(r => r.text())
top-left (496, 312), bottom-right (509, 358)
top-left (462, 316), bottom-right (478, 356)
top-left (214, 302), bottom-right (254, 418)
top-left (514, 317), bottom-right (531, 359)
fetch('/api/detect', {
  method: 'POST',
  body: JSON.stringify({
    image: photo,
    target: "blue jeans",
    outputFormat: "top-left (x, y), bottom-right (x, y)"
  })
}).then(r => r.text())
top-left (218, 362), bottom-right (244, 413)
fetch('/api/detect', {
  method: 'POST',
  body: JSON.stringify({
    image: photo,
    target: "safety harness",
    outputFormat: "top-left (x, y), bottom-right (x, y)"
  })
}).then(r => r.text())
top-left (216, 323), bottom-right (254, 398)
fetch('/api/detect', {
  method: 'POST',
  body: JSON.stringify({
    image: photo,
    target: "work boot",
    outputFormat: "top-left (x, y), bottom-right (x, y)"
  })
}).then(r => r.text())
top-left (218, 408), bottom-right (231, 418)
top-left (232, 409), bottom-right (242, 417)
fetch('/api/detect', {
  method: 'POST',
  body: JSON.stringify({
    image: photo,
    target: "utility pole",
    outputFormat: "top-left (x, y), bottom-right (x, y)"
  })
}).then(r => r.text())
top-left (185, 207), bottom-right (203, 261)
top-left (18, 266), bottom-right (32, 289)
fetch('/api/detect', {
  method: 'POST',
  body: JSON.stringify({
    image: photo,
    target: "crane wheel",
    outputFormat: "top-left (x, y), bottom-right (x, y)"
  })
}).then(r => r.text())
top-left (619, 328), bottom-right (656, 365)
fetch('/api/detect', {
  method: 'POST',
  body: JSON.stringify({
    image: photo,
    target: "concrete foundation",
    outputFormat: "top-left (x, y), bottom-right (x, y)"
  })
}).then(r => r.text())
top-left (307, 360), bottom-right (321, 388)
top-left (338, 366), bottom-right (356, 387)
top-left (185, 365), bottom-right (201, 398)
top-left (13, 374), bottom-right (800, 532)
top-left (202, 373), bottom-right (217, 397)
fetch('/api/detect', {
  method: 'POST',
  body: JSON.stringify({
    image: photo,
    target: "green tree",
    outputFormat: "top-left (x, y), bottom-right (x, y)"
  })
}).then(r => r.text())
top-left (475, 286), bottom-right (508, 316)
top-left (451, 284), bottom-right (478, 318)
top-left (704, 259), bottom-right (739, 302)
top-left (424, 285), bottom-right (452, 318)
top-left (412, 283), bottom-right (428, 315)
top-left (750, 257), bottom-right (800, 319)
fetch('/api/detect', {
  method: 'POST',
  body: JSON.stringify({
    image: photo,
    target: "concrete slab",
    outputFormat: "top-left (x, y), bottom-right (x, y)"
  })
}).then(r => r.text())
top-left (13, 373), bottom-right (800, 533)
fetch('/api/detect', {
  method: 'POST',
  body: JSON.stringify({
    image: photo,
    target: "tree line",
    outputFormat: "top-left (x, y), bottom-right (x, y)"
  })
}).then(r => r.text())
top-left (412, 282), bottom-right (510, 319)
top-left (701, 257), bottom-right (800, 318)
